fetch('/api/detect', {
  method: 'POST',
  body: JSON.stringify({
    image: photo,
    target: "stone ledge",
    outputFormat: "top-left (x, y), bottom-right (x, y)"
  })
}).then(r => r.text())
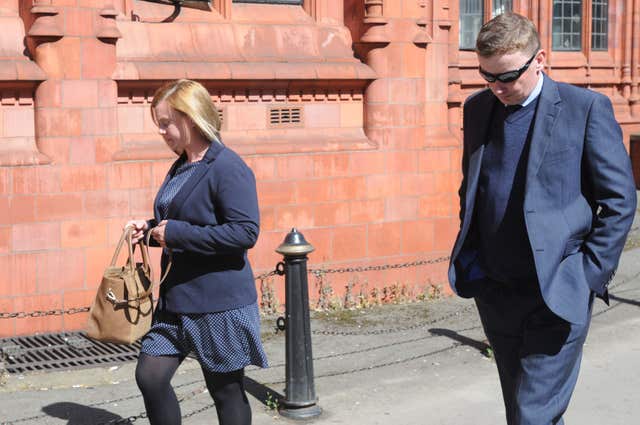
top-left (113, 129), bottom-right (376, 160)
top-left (0, 61), bottom-right (46, 82)
top-left (112, 61), bottom-right (376, 81)
top-left (0, 138), bottom-right (51, 166)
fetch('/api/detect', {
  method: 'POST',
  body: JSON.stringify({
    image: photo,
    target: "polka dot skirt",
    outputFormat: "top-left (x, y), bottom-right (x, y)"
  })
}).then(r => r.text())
top-left (140, 302), bottom-right (268, 373)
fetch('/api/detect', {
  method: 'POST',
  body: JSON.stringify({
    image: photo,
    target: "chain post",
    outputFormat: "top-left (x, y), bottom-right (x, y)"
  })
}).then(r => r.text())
top-left (275, 228), bottom-right (322, 420)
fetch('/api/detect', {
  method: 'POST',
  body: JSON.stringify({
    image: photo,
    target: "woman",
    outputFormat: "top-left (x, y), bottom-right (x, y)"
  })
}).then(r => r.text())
top-left (126, 79), bottom-right (267, 425)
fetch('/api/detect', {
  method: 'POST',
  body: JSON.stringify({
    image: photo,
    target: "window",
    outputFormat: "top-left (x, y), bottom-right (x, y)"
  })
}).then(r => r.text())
top-left (233, 0), bottom-right (303, 4)
top-left (493, 0), bottom-right (513, 16)
top-left (459, 0), bottom-right (513, 50)
top-left (591, 0), bottom-right (609, 50)
top-left (459, 0), bottom-right (482, 50)
top-left (552, 0), bottom-right (582, 50)
top-left (552, 0), bottom-right (609, 51)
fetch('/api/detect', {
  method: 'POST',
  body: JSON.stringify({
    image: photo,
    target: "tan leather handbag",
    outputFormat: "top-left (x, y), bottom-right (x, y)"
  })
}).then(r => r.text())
top-left (86, 227), bottom-right (165, 344)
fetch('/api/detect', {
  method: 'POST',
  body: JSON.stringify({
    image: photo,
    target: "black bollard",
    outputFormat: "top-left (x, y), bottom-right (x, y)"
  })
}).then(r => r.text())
top-left (275, 228), bottom-right (322, 419)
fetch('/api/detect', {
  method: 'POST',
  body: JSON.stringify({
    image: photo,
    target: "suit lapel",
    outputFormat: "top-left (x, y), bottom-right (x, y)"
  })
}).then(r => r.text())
top-left (526, 75), bottom-right (562, 185)
top-left (165, 142), bottom-right (224, 219)
top-left (464, 91), bottom-right (496, 224)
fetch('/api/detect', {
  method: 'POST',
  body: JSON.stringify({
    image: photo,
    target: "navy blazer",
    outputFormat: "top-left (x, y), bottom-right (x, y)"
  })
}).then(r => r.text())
top-left (148, 141), bottom-right (260, 313)
top-left (449, 75), bottom-right (637, 325)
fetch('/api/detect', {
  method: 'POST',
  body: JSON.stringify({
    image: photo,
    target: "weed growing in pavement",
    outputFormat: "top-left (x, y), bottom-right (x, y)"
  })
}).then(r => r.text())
top-left (344, 278), bottom-right (357, 309)
top-left (315, 269), bottom-right (334, 310)
top-left (315, 308), bottom-right (372, 326)
top-left (483, 347), bottom-right (494, 359)
top-left (265, 392), bottom-right (279, 411)
top-left (428, 283), bottom-right (443, 300)
top-left (260, 277), bottom-right (280, 315)
top-left (370, 287), bottom-right (381, 306)
top-left (357, 280), bottom-right (371, 308)
top-left (258, 265), bottom-right (448, 329)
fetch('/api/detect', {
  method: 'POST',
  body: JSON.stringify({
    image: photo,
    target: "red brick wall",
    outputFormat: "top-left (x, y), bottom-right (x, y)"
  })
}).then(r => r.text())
top-left (0, 0), bottom-right (638, 337)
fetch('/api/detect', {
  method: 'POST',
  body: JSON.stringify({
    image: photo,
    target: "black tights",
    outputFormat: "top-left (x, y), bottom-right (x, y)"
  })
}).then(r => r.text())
top-left (135, 353), bottom-right (251, 425)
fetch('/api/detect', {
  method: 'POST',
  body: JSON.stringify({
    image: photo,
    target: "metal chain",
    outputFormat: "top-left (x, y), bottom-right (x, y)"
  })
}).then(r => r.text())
top-left (308, 256), bottom-right (449, 276)
top-left (0, 263), bottom-right (286, 320)
top-left (95, 384), bottom-right (210, 425)
top-left (257, 324), bottom-right (483, 370)
top-left (0, 257), bottom-right (444, 319)
top-left (257, 342), bottom-right (463, 387)
top-left (182, 403), bottom-right (214, 419)
top-left (255, 263), bottom-right (285, 281)
top-left (0, 307), bottom-right (89, 320)
top-left (99, 387), bottom-right (214, 424)
top-left (2, 381), bottom-right (207, 425)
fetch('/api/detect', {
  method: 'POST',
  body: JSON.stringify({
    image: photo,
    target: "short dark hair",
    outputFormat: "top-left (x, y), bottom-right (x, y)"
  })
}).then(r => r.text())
top-left (476, 13), bottom-right (541, 58)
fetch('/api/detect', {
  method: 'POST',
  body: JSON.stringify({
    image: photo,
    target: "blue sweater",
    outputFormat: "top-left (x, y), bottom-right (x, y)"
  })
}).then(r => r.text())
top-left (475, 100), bottom-right (538, 283)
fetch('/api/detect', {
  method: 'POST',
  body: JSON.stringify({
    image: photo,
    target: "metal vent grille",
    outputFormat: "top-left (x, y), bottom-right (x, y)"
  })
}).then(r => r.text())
top-left (0, 332), bottom-right (140, 374)
top-left (269, 107), bottom-right (302, 127)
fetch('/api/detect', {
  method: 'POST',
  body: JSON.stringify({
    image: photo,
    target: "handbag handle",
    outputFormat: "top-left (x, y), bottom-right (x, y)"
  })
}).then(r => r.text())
top-left (143, 227), bottom-right (172, 285)
top-left (105, 226), bottom-right (172, 307)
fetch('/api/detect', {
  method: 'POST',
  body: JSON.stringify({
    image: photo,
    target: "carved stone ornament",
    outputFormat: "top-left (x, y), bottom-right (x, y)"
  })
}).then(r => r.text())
top-left (97, 5), bottom-right (123, 41)
top-left (27, 0), bottom-right (63, 40)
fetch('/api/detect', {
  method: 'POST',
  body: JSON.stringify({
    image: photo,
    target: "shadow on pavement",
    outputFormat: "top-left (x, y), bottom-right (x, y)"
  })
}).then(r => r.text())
top-left (608, 294), bottom-right (640, 308)
top-left (42, 402), bottom-right (123, 425)
top-left (244, 376), bottom-right (284, 407)
top-left (429, 328), bottom-right (491, 354)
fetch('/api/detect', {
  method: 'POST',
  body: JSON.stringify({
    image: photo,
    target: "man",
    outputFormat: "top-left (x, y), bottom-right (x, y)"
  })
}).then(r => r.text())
top-left (448, 13), bottom-right (637, 425)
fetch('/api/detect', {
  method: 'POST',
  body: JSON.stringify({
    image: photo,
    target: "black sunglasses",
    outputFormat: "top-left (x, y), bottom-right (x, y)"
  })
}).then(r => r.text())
top-left (478, 52), bottom-right (537, 83)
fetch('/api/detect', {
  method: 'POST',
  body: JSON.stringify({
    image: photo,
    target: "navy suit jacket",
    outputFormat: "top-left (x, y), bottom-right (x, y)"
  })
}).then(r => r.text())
top-left (148, 141), bottom-right (260, 313)
top-left (449, 75), bottom-right (637, 325)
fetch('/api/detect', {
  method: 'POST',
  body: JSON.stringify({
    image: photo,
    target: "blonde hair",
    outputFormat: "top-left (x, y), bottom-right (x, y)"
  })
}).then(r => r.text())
top-left (476, 13), bottom-right (540, 58)
top-left (151, 79), bottom-right (221, 144)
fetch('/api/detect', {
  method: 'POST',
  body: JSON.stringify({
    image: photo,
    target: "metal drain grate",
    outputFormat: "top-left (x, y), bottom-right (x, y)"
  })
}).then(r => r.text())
top-left (0, 332), bottom-right (140, 374)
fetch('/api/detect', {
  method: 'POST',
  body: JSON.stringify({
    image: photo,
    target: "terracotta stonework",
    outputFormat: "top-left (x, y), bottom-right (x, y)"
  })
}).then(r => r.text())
top-left (0, 0), bottom-right (638, 336)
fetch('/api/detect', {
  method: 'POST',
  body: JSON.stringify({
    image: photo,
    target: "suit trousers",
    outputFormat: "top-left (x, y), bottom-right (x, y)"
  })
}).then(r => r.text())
top-left (474, 279), bottom-right (593, 425)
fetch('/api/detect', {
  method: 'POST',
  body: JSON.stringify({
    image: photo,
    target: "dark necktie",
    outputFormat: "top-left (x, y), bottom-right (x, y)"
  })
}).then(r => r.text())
top-left (505, 104), bottom-right (522, 115)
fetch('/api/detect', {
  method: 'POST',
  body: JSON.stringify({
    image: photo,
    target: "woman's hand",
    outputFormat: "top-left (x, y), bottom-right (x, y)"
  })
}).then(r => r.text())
top-left (151, 220), bottom-right (168, 248)
top-left (125, 220), bottom-right (148, 244)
